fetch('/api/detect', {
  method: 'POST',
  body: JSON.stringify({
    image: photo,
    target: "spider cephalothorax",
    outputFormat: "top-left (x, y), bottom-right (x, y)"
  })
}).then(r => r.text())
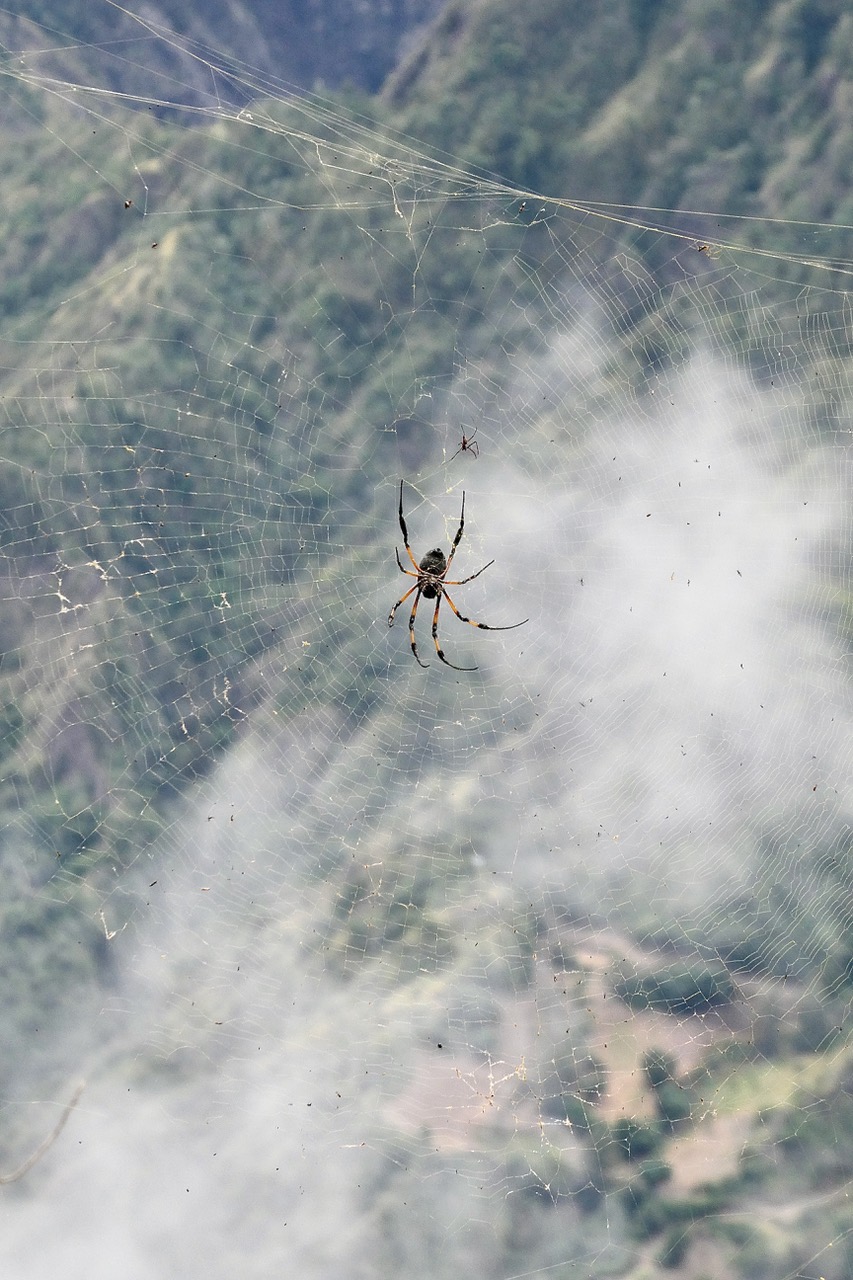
top-left (418, 549), bottom-right (446, 593)
top-left (388, 481), bottom-right (528, 671)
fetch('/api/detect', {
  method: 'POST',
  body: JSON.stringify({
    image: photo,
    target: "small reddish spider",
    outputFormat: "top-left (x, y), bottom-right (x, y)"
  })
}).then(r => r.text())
top-left (450, 425), bottom-right (479, 461)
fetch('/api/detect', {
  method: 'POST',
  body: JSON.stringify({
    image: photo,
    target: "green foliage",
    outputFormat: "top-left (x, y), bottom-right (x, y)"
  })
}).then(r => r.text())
top-left (622, 1173), bottom-right (741, 1259)
top-left (31, 786), bottom-right (105, 861)
top-left (504, 1138), bottom-right (597, 1205)
top-left (390, 0), bottom-right (853, 289)
top-left (0, 876), bottom-right (107, 1086)
top-left (540, 1052), bottom-right (607, 1122)
top-left (654, 1080), bottom-right (694, 1130)
top-left (640, 1047), bottom-right (694, 1128)
top-left (549, 1093), bottom-right (594, 1132)
top-left (704, 824), bottom-right (853, 993)
top-left (791, 995), bottom-right (840, 1054)
top-left (638, 1157), bottom-right (672, 1189)
top-left (774, 1086), bottom-right (853, 1183)
top-left (614, 959), bottom-right (734, 1014)
top-left (611, 1118), bottom-right (664, 1163)
top-left (322, 850), bottom-right (469, 979)
top-left (658, 1225), bottom-right (689, 1269)
top-left (642, 1047), bottom-right (677, 1089)
top-left (622, 1184), bottom-right (669, 1239)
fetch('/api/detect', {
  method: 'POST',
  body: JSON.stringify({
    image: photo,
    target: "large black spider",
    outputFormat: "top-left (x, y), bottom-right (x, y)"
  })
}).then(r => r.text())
top-left (388, 480), bottom-right (528, 671)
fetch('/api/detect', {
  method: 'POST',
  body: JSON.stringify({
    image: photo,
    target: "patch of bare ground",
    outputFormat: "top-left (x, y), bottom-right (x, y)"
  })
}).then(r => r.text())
top-left (384, 1048), bottom-right (530, 1148)
top-left (383, 919), bottom-right (811, 1205)
top-left (665, 1111), bottom-right (747, 1192)
top-left (556, 928), bottom-right (751, 1122)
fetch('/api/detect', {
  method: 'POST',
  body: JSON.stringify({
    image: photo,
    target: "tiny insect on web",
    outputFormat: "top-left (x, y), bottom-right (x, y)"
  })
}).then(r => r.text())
top-left (388, 480), bottom-right (528, 671)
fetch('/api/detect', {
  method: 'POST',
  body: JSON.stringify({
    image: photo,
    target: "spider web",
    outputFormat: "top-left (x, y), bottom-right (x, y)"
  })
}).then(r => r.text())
top-left (1, 11), bottom-right (853, 1279)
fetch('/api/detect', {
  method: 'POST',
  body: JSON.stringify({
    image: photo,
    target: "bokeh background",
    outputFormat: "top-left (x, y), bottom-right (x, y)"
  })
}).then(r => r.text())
top-left (2, 3), bottom-right (853, 1276)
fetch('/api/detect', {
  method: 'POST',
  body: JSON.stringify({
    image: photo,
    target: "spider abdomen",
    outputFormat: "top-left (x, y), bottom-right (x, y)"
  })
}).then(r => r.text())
top-left (419, 548), bottom-right (446, 576)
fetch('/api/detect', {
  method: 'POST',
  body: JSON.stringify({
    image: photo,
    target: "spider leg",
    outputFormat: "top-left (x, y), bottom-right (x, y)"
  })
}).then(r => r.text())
top-left (395, 547), bottom-right (418, 577)
top-left (398, 480), bottom-right (421, 572)
top-left (443, 559), bottom-right (494, 586)
top-left (431, 591), bottom-right (477, 671)
top-left (388, 582), bottom-right (418, 628)
top-left (450, 425), bottom-right (477, 462)
top-left (444, 490), bottom-right (466, 572)
top-left (442, 589), bottom-right (529, 632)
top-left (407, 588), bottom-right (430, 667)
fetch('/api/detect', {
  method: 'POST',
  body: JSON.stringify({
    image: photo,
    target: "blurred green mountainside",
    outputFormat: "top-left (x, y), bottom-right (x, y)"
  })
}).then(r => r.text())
top-left (2, 4), bottom-right (853, 1268)
top-left (1, 0), bottom-right (852, 1044)
top-left (387, 0), bottom-right (853, 228)
top-left (1, 0), bottom-right (444, 98)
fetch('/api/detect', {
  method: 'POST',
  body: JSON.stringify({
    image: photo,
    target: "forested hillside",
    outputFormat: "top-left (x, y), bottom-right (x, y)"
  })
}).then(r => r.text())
top-left (389, 0), bottom-right (853, 230)
top-left (1, 3), bottom-right (853, 1278)
top-left (4, 0), bottom-right (443, 97)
